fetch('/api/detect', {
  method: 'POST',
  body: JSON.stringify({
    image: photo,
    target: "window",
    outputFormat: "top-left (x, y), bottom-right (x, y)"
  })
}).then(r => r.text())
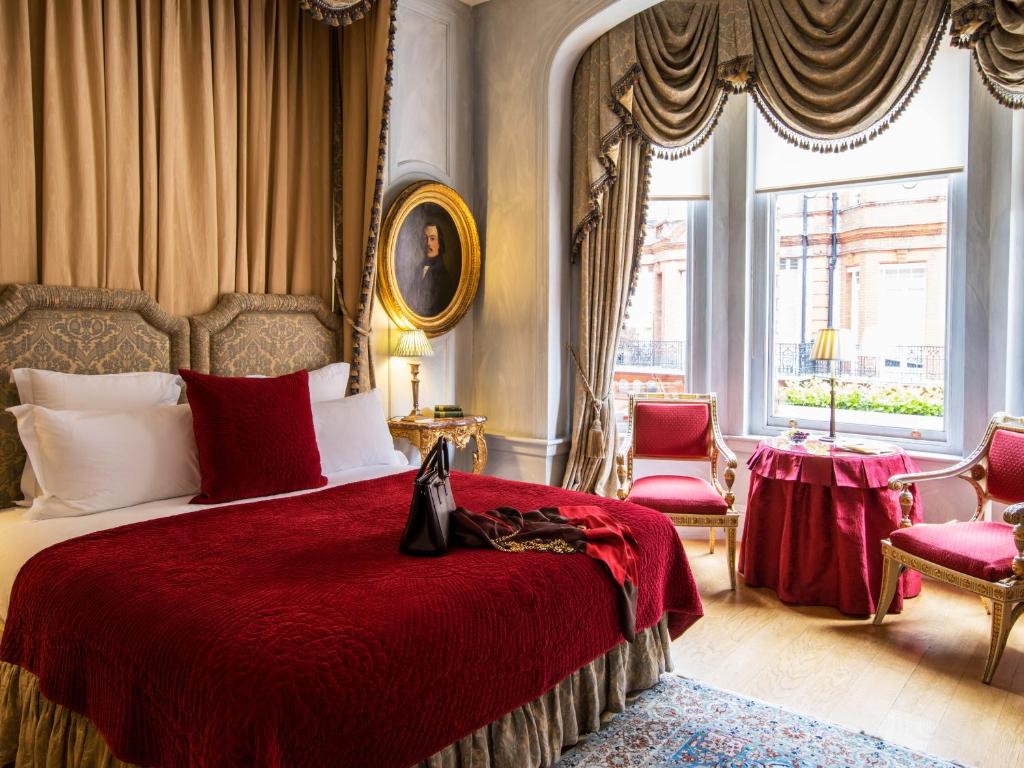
top-left (613, 150), bottom-right (708, 429)
top-left (613, 200), bottom-right (690, 428)
top-left (749, 41), bottom-right (968, 449)
top-left (765, 177), bottom-right (951, 439)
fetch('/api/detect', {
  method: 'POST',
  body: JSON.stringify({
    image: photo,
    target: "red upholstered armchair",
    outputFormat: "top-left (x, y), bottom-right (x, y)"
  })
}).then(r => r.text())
top-left (616, 393), bottom-right (739, 589)
top-left (874, 413), bottom-right (1024, 684)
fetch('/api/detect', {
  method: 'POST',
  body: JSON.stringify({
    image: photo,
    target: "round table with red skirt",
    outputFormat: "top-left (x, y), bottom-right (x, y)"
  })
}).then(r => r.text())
top-left (739, 440), bottom-right (923, 616)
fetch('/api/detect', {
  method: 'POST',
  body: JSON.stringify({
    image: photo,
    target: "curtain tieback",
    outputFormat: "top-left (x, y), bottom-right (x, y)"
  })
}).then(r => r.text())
top-left (568, 345), bottom-right (610, 460)
top-left (335, 286), bottom-right (372, 337)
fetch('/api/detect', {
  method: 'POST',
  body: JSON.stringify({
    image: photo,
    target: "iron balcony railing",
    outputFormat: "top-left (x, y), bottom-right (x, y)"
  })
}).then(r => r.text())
top-left (774, 342), bottom-right (945, 383)
top-left (615, 340), bottom-right (684, 370)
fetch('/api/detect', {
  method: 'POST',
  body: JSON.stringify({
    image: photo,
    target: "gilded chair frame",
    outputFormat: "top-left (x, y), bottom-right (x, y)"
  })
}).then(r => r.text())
top-left (874, 412), bottom-right (1024, 684)
top-left (615, 392), bottom-right (740, 589)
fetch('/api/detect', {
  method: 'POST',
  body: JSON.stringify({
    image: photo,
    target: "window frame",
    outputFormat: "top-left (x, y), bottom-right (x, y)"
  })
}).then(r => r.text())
top-left (748, 171), bottom-right (967, 453)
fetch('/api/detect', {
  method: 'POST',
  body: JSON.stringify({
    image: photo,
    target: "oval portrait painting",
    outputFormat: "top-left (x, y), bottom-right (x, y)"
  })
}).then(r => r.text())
top-left (378, 182), bottom-right (480, 337)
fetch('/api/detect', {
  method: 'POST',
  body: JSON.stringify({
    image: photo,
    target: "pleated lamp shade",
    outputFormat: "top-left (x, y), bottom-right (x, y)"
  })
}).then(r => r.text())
top-left (810, 328), bottom-right (855, 362)
top-left (394, 329), bottom-right (434, 358)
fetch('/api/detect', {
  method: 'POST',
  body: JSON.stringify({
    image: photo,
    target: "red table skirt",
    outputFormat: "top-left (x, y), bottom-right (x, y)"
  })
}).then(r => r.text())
top-left (740, 443), bottom-right (922, 616)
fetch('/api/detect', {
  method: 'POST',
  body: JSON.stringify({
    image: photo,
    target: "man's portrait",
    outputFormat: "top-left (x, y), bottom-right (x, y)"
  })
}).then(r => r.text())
top-left (395, 202), bottom-right (462, 318)
top-left (378, 181), bottom-right (480, 337)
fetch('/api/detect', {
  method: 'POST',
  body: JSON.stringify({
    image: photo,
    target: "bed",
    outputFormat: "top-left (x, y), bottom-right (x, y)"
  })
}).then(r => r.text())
top-left (0, 284), bottom-right (703, 768)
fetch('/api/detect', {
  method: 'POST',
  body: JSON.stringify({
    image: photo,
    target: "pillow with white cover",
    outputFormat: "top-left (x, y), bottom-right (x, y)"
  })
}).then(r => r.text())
top-left (10, 369), bottom-right (184, 507)
top-left (312, 389), bottom-right (400, 474)
top-left (247, 362), bottom-right (351, 404)
top-left (7, 403), bottom-right (200, 519)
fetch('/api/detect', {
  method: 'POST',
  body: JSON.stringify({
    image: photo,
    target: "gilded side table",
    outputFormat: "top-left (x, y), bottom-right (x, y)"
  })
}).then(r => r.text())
top-left (387, 416), bottom-right (488, 474)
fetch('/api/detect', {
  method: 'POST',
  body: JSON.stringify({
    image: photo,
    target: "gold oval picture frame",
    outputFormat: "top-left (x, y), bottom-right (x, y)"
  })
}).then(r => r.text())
top-left (377, 181), bottom-right (481, 338)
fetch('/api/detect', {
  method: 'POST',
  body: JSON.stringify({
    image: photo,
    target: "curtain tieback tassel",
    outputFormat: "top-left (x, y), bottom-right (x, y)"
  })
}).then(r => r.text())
top-left (586, 403), bottom-right (606, 459)
top-left (569, 344), bottom-right (609, 460)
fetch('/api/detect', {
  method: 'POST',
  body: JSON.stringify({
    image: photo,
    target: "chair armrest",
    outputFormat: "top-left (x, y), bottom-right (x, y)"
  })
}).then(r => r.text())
top-left (1004, 503), bottom-right (1024, 580)
top-left (615, 453), bottom-right (631, 501)
top-left (709, 426), bottom-right (737, 510)
top-left (711, 427), bottom-right (737, 470)
top-left (888, 451), bottom-right (987, 528)
top-left (887, 453), bottom-right (981, 492)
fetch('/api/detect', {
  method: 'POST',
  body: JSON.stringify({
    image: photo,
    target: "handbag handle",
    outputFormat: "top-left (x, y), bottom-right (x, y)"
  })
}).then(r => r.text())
top-left (416, 436), bottom-right (450, 480)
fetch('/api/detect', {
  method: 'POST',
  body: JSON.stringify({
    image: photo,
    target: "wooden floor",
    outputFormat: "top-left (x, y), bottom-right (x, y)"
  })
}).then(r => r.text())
top-left (671, 539), bottom-right (1024, 768)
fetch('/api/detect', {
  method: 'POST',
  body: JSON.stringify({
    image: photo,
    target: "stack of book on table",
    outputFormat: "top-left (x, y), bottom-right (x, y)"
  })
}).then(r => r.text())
top-left (433, 405), bottom-right (464, 418)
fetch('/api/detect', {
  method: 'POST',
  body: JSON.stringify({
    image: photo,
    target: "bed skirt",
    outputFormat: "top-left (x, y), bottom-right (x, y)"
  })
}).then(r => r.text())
top-left (0, 616), bottom-right (671, 768)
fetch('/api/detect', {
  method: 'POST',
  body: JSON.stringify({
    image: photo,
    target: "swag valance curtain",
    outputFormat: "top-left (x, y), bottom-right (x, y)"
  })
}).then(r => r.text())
top-left (570, 0), bottom-right (949, 255)
top-left (0, 0), bottom-right (392, 391)
top-left (951, 0), bottom-right (1024, 108)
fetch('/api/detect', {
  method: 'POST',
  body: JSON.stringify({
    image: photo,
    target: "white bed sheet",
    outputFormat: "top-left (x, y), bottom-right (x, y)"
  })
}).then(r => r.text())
top-left (0, 456), bottom-right (411, 622)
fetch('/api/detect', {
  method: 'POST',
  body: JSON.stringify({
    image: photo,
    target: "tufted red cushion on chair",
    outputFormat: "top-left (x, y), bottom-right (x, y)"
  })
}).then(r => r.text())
top-left (987, 429), bottom-right (1024, 504)
top-left (627, 475), bottom-right (728, 517)
top-left (889, 521), bottom-right (1017, 582)
top-left (633, 401), bottom-right (711, 459)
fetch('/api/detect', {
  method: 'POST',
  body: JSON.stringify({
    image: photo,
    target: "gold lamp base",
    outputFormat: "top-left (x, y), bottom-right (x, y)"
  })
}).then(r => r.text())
top-left (402, 361), bottom-right (422, 420)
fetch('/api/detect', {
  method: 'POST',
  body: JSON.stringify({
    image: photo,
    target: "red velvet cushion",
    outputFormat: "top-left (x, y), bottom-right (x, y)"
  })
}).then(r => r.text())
top-left (633, 401), bottom-right (710, 459)
top-left (627, 475), bottom-right (728, 517)
top-left (988, 429), bottom-right (1024, 504)
top-left (180, 369), bottom-right (326, 504)
top-left (889, 521), bottom-right (1017, 582)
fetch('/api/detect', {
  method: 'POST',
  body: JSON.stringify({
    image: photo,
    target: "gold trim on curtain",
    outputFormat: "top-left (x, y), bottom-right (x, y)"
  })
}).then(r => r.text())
top-left (952, 0), bottom-right (1024, 109)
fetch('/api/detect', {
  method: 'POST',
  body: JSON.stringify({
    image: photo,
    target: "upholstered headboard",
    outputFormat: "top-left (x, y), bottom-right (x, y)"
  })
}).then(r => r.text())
top-left (0, 284), bottom-right (189, 508)
top-left (190, 293), bottom-right (342, 377)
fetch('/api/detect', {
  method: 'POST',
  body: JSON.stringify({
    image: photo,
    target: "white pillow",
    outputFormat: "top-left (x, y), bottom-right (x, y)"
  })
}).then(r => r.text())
top-left (10, 369), bottom-right (184, 507)
top-left (11, 368), bottom-right (183, 410)
top-left (7, 404), bottom-right (200, 519)
top-left (247, 362), bottom-right (351, 403)
top-left (312, 390), bottom-right (399, 474)
top-left (308, 362), bottom-right (351, 403)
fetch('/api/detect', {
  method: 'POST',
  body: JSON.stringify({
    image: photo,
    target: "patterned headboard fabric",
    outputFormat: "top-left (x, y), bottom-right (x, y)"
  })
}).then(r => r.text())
top-left (189, 293), bottom-right (342, 377)
top-left (0, 284), bottom-right (189, 508)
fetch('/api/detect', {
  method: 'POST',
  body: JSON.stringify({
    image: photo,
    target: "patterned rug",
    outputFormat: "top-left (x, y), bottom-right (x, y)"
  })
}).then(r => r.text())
top-left (558, 676), bottom-right (961, 767)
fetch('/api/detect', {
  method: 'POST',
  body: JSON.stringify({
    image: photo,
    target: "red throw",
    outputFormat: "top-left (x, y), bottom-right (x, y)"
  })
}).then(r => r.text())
top-left (451, 505), bottom-right (640, 640)
top-left (1, 472), bottom-right (701, 768)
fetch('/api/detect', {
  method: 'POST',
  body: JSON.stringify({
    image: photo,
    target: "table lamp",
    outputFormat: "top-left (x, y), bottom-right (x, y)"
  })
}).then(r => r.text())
top-left (810, 327), bottom-right (854, 442)
top-left (394, 329), bottom-right (434, 420)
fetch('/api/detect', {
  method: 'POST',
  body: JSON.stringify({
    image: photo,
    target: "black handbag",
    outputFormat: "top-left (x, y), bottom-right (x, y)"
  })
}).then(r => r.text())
top-left (399, 437), bottom-right (456, 556)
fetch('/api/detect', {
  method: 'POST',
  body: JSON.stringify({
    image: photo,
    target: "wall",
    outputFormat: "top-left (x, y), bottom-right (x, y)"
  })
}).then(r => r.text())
top-left (378, 0), bottom-right (477, 466)
top-left (470, 0), bottom-right (662, 483)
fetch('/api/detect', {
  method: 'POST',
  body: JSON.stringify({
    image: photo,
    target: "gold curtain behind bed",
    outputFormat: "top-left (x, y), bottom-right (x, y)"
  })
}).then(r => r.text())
top-left (0, 0), bottom-right (391, 332)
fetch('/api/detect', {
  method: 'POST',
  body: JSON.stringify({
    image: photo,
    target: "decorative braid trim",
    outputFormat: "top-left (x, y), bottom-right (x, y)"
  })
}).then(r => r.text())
top-left (624, 141), bottom-right (655, 321)
top-left (299, 0), bottom-right (378, 27)
top-left (748, 5), bottom-right (949, 153)
top-left (648, 90), bottom-right (730, 161)
top-left (970, 47), bottom-right (1024, 109)
top-left (949, 0), bottom-right (996, 47)
top-left (333, 0), bottom-right (396, 394)
top-left (349, 0), bottom-right (397, 393)
top-left (570, 65), bottom-right (644, 263)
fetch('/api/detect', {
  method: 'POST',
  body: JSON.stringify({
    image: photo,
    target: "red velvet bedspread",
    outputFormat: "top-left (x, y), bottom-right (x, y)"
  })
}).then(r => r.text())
top-left (0, 472), bottom-right (702, 768)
